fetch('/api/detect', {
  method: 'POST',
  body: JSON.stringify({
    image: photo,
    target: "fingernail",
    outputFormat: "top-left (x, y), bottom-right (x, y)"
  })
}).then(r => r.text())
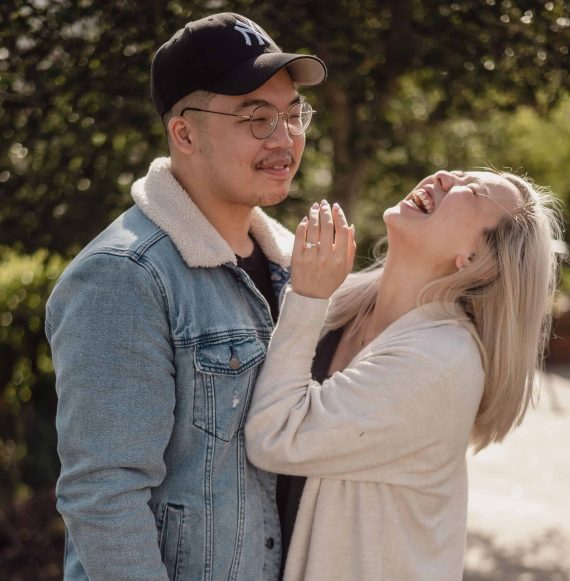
top-left (301, 216), bottom-right (308, 223)
top-left (321, 199), bottom-right (329, 206)
top-left (312, 202), bottom-right (319, 209)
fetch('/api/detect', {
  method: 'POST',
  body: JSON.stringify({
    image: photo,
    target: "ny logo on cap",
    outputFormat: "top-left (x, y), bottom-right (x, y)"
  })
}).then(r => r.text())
top-left (234, 18), bottom-right (271, 46)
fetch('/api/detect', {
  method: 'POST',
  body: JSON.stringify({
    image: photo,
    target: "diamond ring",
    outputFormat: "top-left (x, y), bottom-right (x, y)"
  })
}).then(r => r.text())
top-left (304, 241), bottom-right (320, 249)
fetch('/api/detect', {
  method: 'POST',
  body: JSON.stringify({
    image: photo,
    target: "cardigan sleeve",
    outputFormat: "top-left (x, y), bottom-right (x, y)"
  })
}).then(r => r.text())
top-left (244, 290), bottom-right (464, 483)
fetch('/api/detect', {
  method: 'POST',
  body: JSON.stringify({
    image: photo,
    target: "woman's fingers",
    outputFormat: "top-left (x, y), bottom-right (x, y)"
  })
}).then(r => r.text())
top-left (332, 203), bottom-right (356, 273)
top-left (306, 202), bottom-right (320, 246)
top-left (299, 200), bottom-right (351, 256)
top-left (332, 203), bottom-right (349, 252)
top-left (348, 224), bottom-right (357, 265)
top-left (291, 200), bottom-right (356, 299)
top-left (302, 200), bottom-right (354, 261)
top-left (319, 200), bottom-right (334, 251)
top-left (293, 215), bottom-right (309, 258)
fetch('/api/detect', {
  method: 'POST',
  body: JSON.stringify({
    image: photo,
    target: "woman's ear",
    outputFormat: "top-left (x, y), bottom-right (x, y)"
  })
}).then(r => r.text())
top-left (455, 252), bottom-right (474, 271)
top-left (168, 116), bottom-right (194, 153)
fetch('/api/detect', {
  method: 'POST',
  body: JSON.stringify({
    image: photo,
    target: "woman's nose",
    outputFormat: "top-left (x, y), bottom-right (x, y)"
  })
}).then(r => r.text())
top-left (434, 170), bottom-right (454, 192)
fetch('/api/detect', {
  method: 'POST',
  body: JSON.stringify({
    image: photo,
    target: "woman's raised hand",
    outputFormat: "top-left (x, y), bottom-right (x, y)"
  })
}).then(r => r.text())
top-left (291, 200), bottom-right (356, 299)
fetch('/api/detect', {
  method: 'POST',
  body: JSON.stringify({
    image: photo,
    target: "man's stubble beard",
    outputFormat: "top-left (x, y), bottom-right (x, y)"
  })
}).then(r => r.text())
top-left (200, 139), bottom-right (293, 209)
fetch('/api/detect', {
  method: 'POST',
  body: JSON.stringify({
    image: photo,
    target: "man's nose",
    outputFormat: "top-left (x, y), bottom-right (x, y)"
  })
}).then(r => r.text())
top-left (266, 114), bottom-right (294, 147)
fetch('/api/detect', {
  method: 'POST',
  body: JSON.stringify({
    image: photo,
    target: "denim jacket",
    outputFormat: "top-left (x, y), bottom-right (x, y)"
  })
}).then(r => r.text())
top-left (45, 157), bottom-right (293, 580)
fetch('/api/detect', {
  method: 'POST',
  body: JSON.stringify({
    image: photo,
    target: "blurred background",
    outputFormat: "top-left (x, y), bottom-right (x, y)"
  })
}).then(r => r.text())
top-left (1, 0), bottom-right (569, 579)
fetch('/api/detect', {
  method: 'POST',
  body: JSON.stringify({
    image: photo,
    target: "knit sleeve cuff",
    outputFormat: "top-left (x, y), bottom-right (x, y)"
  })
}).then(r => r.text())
top-left (275, 289), bottom-right (330, 354)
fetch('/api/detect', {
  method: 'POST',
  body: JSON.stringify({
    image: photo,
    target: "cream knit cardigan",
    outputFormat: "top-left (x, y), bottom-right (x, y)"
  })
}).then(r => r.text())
top-left (245, 291), bottom-right (485, 581)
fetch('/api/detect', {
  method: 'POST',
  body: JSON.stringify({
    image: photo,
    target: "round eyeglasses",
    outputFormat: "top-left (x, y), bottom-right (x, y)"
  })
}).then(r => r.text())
top-left (180, 101), bottom-right (315, 140)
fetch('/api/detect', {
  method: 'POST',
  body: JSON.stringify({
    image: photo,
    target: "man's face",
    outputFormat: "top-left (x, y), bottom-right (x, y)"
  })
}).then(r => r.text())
top-left (190, 69), bottom-right (306, 208)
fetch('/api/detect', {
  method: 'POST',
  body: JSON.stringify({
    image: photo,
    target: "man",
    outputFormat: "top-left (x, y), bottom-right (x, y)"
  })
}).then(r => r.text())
top-left (45, 12), bottom-right (326, 580)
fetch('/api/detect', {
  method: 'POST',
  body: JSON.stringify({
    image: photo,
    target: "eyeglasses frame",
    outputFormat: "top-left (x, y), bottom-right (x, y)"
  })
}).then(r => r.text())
top-left (179, 101), bottom-right (315, 140)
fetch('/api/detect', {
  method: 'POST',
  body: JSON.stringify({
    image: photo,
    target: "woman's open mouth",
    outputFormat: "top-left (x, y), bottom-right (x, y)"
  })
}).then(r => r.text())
top-left (406, 189), bottom-right (434, 214)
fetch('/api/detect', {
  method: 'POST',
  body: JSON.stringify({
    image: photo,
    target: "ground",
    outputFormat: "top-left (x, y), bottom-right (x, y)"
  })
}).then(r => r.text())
top-left (464, 365), bottom-right (570, 581)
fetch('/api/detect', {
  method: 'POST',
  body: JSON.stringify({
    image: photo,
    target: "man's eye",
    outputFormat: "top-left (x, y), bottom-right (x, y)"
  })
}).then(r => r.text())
top-left (251, 113), bottom-right (271, 123)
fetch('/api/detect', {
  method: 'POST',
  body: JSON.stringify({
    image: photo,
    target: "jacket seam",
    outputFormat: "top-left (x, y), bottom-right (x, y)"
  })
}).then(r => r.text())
top-left (65, 247), bottom-right (172, 333)
top-left (174, 329), bottom-right (272, 348)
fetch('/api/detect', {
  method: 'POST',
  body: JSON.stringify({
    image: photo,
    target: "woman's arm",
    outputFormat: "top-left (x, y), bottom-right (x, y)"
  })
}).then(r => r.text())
top-left (245, 203), bottom-right (466, 481)
top-left (245, 290), bottom-right (458, 482)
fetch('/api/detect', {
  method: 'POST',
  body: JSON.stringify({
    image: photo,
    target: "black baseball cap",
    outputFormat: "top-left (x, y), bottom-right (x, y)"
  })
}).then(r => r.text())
top-left (151, 12), bottom-right (327, 116)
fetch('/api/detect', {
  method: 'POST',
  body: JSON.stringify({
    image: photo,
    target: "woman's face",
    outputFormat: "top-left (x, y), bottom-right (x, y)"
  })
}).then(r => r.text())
top-left (383, 170), bottom-right (521, 274)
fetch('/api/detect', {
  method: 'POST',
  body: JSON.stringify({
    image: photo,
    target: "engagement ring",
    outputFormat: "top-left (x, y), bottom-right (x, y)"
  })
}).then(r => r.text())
top-left (304, 241), bottom-right (320, 249)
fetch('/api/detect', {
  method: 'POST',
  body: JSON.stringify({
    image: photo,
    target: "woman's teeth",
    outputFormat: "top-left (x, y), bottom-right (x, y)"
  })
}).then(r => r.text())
top-left (411, 190), bottom-right (434, 214)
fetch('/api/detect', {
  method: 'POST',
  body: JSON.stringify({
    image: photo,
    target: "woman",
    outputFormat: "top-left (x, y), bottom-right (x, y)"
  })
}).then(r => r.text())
top-left (244, 170), bottom-right (563, 580)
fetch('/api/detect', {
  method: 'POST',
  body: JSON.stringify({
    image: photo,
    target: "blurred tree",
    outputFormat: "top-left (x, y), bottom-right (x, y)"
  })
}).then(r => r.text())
top-left (0, 249), bottom-right (64, 506)
top-left (269, 0), bottom-right (569, 209)
top-left (0, 248), bottom-right (66, 577)
top-left (1, 0), bottom-right (568, 256)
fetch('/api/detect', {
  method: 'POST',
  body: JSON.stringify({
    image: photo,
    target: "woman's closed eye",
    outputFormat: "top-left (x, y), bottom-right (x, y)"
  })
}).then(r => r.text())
top-left (467, 186), bottom-right (516, 217)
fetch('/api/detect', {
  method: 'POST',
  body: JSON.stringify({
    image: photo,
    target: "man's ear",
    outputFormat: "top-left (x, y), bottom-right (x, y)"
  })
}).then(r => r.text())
top-left (168, 116), bottom-right (194, 153)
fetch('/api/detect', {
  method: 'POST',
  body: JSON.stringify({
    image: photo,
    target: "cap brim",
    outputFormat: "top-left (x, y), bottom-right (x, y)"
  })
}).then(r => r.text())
top-left (205, 52), bottom-right (327, 96)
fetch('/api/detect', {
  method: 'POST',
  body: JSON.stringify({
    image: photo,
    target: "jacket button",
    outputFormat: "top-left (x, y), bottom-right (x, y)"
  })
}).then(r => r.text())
top-left (265, 537), bottom-right (275, 550)
top-left (229, 355), bottom-right (241, 370)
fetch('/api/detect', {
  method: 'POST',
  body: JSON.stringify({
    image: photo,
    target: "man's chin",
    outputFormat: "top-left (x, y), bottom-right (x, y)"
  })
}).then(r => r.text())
top-left (255, 188), bottom-right (291, 208)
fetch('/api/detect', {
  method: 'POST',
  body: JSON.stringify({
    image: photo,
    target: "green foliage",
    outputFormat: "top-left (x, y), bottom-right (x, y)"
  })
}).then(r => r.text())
top-left (2, 0), bottom-right (569, 255)
top-left (267, 0), bottom-right (570, 207)
top-left (1, 0), bottom-right (185, 255)
top-left (0, 248), bottom-right (66, 506)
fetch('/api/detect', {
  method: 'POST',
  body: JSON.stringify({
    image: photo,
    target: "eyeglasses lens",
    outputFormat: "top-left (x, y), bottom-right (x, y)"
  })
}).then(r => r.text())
top-left (249, 103), bottom-right (312, 139)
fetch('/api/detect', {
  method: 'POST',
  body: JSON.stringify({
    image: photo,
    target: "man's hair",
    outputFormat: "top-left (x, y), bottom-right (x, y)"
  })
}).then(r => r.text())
top-left (324, 171), bottom-right (564, 452)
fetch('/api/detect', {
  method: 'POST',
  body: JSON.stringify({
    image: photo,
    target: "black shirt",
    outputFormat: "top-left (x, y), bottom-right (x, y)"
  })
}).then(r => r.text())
top-left (236, 237), bottom-right (279, 323)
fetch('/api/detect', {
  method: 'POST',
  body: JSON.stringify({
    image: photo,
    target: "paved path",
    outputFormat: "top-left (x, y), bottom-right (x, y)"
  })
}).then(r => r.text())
top-left (464, 366), bottom-right (570, 580)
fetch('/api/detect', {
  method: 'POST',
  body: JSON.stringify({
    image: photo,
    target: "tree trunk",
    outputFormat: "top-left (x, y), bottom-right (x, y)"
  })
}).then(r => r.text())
top-left (324, 81), bottom-right (372, 215)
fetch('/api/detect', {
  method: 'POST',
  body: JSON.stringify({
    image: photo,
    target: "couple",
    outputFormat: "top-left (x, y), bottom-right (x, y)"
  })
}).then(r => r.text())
top-left (46, 12), bottom-right (562, 581)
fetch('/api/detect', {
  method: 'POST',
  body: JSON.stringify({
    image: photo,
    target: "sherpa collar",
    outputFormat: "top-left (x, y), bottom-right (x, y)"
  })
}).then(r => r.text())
top-left (131, 157), bottom-right (293, 269)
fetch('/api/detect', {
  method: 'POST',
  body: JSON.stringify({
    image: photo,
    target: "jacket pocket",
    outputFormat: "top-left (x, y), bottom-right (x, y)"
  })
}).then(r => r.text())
top-left (158, 503), bottom-right (184, 580)
top-left (193, 335), bottom-right (266, 441)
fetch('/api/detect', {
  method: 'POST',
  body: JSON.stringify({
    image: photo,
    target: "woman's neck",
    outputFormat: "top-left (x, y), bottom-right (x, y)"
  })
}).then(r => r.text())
top-left (368, 254), bottom-right (441, 337)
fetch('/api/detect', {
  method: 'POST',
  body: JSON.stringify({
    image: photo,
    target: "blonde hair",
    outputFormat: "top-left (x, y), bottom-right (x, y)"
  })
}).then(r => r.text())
top-left (326, 172), bottom-right (564, 452)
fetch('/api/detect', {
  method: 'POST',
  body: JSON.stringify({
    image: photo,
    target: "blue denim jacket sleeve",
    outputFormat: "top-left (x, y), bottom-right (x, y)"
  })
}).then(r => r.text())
top-left (46, 251), bottom-right (174, 580)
